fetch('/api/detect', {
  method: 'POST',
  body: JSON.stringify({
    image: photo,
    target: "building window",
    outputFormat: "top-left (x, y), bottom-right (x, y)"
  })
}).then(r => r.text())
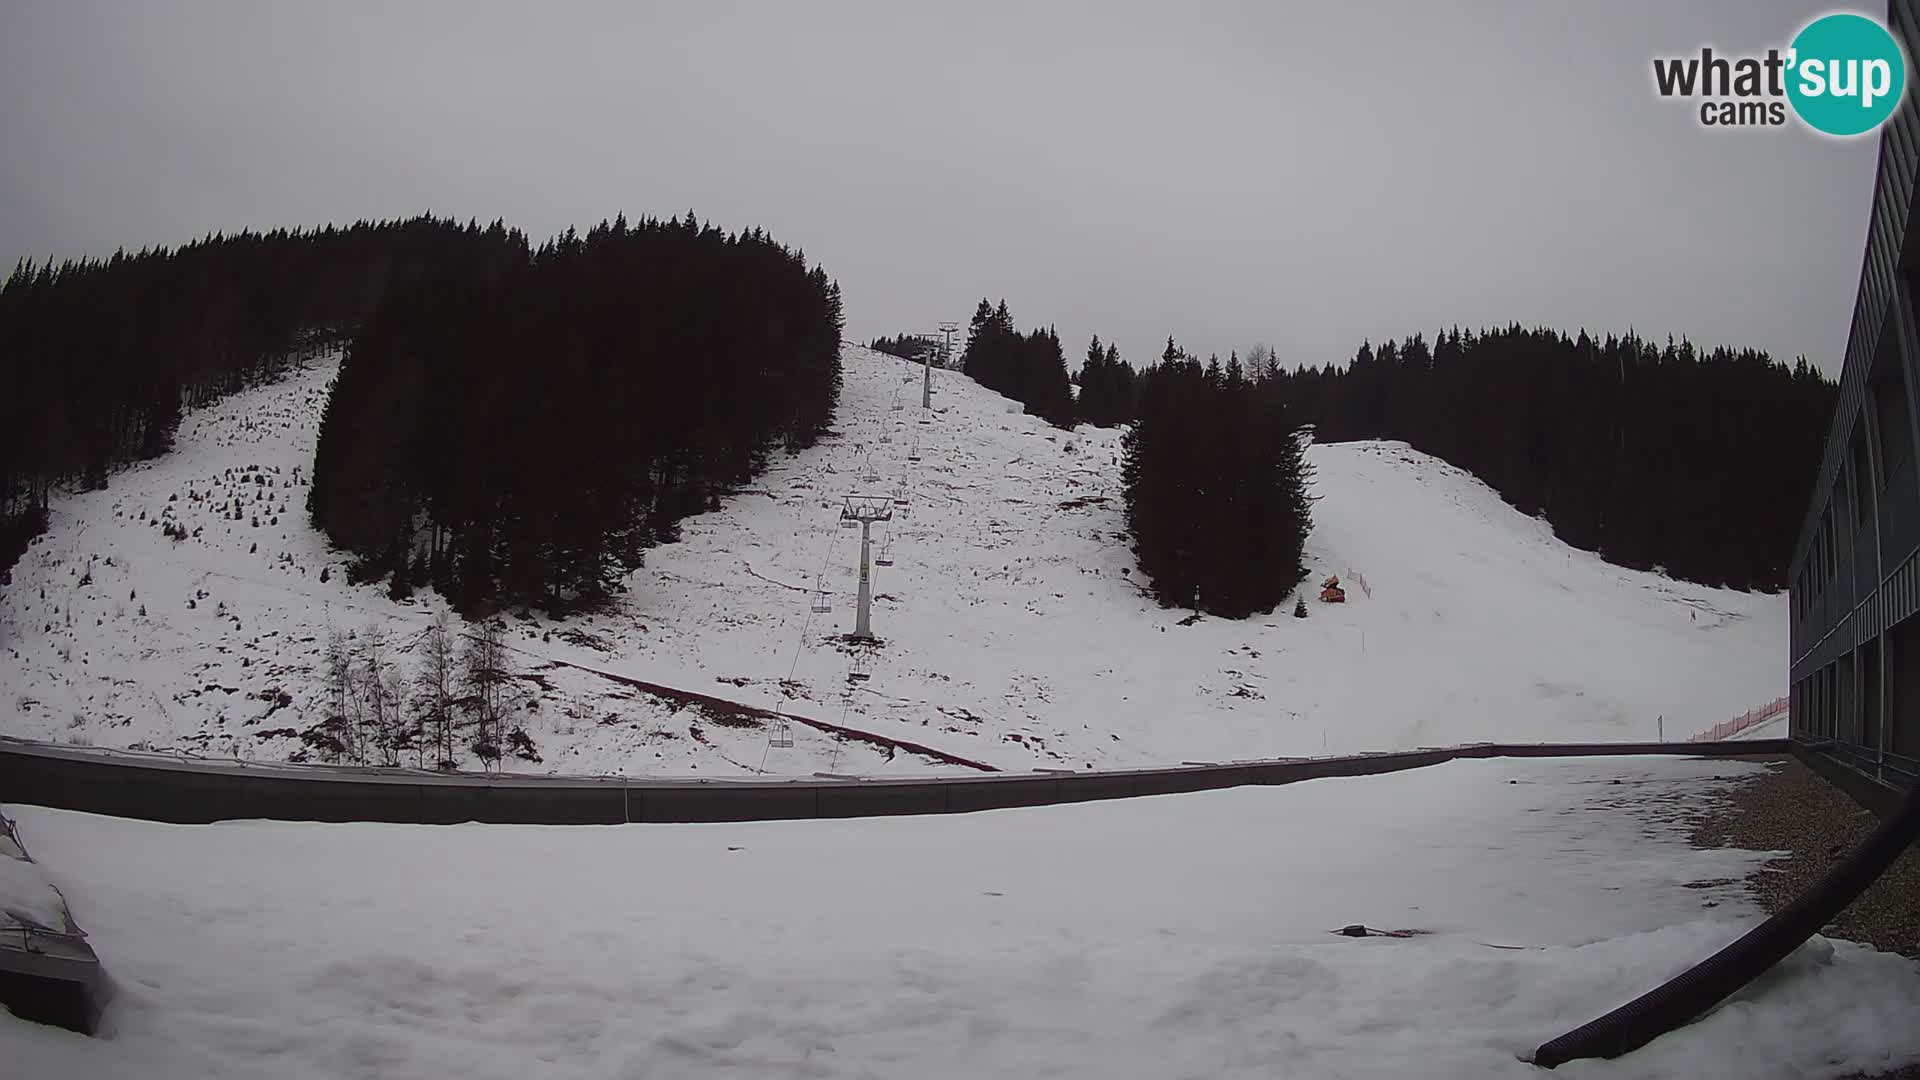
top-left (1828, 664), bottom-right (1838, 738)
top-left (1813, 523), bottom-right (1825, 597)
top-left (1893, 615), bottom-right (1919, 758)
top-left (1816, 666), bottom-right (1828, 737)
top-left (1852, 425), bottom-right (1875, 527)
top-left (1872, 351), bottom-right (1915, 486)
top-left (1826, 510), bottom-right (1838, 584)
top-left (1827, 662), bottom-right (1839, 739)
top-left (1862, 643), bottom-right (1882, 753)
top-left (1827, 657), bottom-right (1843, 737)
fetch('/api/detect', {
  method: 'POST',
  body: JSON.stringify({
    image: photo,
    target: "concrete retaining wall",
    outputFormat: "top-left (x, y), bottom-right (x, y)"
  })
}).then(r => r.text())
top-left (0, 736), bottom-right (1788, 826)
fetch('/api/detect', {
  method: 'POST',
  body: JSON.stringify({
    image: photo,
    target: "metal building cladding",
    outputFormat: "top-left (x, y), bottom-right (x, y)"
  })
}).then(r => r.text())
top-left (1790, 0), bottom-right (1920, 799)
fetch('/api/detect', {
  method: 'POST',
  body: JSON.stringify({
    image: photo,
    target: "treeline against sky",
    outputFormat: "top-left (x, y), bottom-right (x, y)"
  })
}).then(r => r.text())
top-left (0, 216), bottom-right (530, 580)
top-left (869, 333), bottom-right (955, 367)
top-left (960, 299), bottom-right (1075, 428)
top-left (1268, 326), bottom-right (1836, 591)
top-left (308, 214), bottom-right (844, 613)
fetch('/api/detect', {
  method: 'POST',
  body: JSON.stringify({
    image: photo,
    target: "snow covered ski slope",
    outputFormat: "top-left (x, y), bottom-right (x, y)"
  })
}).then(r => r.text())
top-left (0, 346), bottom-right (1785, 776)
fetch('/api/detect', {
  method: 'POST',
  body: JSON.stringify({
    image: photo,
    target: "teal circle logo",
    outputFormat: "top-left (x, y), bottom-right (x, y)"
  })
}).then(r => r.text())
top-left (1786, 12), bottom-right (1907, 136)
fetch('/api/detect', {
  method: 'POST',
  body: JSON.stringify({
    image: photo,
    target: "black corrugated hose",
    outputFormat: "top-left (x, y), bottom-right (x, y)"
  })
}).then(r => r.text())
top-left (1532, 774), bottom-right (1920, 1068)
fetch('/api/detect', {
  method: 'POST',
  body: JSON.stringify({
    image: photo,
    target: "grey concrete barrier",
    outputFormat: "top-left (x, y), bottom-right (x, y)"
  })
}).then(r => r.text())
top-left (0, 735), bottom-right (1792, 826)
top-left (632, 782), bottom-right (822, 824)
top-left (413, 777), bottom-right (627, 826)
top-left (814, 779), bottom-right (951, 819)
top-left (944, 776), bottom-right (1065, 814)
top-left (1050, 770), bottom-right (1145, 804)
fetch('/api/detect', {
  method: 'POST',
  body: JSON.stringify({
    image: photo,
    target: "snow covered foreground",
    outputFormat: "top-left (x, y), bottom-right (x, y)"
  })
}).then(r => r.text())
top-left (5, 757), bottom-right (1916, 1079)
top-left (0, 346), bottom-right (1785, 776)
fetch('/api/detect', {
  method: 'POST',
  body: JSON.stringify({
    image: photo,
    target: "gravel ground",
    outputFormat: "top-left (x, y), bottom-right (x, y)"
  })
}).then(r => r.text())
top-left (1689, 756), bottom-right (1919, 959)
top-left (1687, 755), bottom-right (1920, 1080)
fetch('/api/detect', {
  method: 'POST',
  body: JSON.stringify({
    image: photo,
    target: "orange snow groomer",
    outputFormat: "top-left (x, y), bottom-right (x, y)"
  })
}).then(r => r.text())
top-left (1319, 574), bottom-right (1346, 603)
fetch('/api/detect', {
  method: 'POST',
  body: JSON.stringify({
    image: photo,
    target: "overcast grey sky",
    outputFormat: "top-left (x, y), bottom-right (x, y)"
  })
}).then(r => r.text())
top-left (0, 1), bottom-right (1884, 374)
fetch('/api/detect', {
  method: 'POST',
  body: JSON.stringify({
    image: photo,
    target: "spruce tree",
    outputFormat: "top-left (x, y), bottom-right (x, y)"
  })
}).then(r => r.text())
top-left (1123, 339), bottom-right (1313, 618)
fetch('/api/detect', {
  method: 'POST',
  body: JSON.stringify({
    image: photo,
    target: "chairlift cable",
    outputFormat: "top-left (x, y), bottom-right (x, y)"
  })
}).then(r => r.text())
top-left (760, 487), bottom-right (851, 770)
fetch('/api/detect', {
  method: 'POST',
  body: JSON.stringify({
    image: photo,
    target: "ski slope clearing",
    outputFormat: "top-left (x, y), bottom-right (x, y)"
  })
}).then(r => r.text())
top-left (4, 757), bottom-right (1915, 1079)
top-left (0, 346), bottom-right (1785, 776)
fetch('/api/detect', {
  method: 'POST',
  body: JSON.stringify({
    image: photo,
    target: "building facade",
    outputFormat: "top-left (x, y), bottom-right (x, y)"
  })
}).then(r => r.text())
top-left (1788, 0), bottom-right (1920, 795)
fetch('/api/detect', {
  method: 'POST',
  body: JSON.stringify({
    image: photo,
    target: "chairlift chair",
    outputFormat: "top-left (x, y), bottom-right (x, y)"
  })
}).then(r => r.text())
top-left (769, 717), bottom-right (794, 748)
top-left (811, 591), bottom-right (832, 613)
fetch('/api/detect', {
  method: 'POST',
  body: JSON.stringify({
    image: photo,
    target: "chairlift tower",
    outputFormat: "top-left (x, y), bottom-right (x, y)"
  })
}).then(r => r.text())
top-left (841, 494), bottom-right (894, 640)
top-left (931, 321), bottom-right (959, 409)
top-left (920, 342), bottom-right (933, 410)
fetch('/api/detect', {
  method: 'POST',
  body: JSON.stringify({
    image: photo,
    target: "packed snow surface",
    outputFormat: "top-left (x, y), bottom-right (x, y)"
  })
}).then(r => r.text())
top-left (0, 346), bottom-right (1785, 775)
top-left (4, 756), bottom-right (1916, 1078)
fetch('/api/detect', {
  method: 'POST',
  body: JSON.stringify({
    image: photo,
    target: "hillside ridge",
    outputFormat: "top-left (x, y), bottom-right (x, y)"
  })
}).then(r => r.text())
top-left (0, 345), bottom-right (1784, 775)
